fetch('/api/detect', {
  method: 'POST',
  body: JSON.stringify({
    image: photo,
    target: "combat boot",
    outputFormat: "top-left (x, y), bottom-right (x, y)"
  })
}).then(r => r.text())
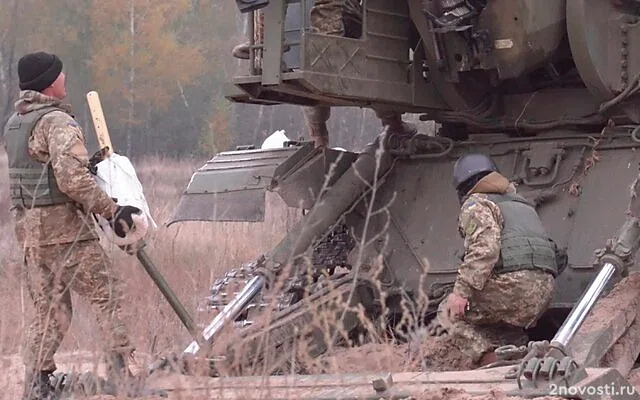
top-left (232, 41), bottom-right (291, 60)
top-left (23, 369), bottom-right (57, 400)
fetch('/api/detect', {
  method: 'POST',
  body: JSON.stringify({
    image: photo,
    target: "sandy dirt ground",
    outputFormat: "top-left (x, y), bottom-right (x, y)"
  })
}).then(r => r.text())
top-left (7, 275), bottom-right (640, 399)
top-left (4, 347), bottom-right (639, 400)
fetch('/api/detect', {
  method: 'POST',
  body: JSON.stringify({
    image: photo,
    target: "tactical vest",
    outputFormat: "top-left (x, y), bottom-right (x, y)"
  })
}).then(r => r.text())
top-left (486, 193), bottom-right (559, 277)
top-left (4, 106), bottom-right (74, 208)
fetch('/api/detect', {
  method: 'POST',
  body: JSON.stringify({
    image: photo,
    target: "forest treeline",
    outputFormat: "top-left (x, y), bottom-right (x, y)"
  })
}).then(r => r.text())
top-left (0, 0), bottom-right (241, 157)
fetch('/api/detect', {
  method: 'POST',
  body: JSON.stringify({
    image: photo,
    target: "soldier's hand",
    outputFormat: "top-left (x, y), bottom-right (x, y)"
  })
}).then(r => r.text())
top-left (445, 292), bottom-right (468, 320)
top-left (88, 146), bottom-right (110, 174)
top-left (110, 205), bottom-right (142, 238)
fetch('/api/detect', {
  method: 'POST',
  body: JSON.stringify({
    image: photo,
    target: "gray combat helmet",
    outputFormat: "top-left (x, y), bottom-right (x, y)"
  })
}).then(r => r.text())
top-left (452, 153), bottom-right (498, 190)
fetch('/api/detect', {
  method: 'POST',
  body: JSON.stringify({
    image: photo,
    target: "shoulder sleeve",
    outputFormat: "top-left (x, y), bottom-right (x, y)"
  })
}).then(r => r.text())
top-left (36, 111), bottom-right (118, 219)
top-left (452, 195), bottom-right (503, 298)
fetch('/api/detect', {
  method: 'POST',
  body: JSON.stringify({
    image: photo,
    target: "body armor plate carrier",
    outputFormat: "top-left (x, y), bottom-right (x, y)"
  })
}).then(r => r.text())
top-left (486, 193), bottom-right (559, 277)
top-left (4, 106), bottom-right (74, 208)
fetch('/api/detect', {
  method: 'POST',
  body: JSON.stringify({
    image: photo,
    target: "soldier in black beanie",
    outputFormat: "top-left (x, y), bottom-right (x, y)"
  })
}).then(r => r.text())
top-left (18, 51), bottom-right (64, 93)
top-left (5, 51), bottom-right (142, 399)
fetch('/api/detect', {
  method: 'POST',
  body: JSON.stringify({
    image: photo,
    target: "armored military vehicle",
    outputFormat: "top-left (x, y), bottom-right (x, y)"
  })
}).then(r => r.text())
top-left (159, 0), bottom-right (640, 398)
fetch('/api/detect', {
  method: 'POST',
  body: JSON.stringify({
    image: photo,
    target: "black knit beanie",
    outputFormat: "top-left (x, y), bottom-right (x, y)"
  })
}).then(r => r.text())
top-left (18, 51), bottom-right (63, 91)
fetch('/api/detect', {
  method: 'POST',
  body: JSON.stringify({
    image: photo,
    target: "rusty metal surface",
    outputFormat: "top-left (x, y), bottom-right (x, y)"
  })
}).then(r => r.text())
top-left (602, 317), bottom-right (640, 377)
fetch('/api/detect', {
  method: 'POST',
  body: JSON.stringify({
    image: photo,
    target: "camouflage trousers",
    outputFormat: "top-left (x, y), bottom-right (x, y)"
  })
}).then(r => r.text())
top-left (22, 239), bottom-right (132, 372)
top-left (420, 269), bottom-right (555, 371)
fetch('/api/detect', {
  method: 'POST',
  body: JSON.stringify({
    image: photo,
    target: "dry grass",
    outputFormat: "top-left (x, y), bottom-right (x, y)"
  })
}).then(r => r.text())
top-left (0, 145), bottom-right (461, 399)
top-left (0, 149), bottom-right (303, 360)
top-left (0, 150), bottom-right (24, 356)
top-left (2, 143), bottom-right (611, 400)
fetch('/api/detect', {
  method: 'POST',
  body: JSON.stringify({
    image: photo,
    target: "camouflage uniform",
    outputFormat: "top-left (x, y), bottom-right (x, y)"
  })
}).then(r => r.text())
top-left (421, 172), bottom-right (555, 371)
top-left (7, 90), bottom-right (132, 374)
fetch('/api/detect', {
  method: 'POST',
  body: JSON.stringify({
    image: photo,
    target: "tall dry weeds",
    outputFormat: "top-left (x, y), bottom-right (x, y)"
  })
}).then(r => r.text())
top-left (0, 149), bottom-right (302, 359)
top-left (0, 149), bottom-right (24, 356)
top-left (0, 136), bottom-right (436, 399)
top-left (199, 137), bottom-right (433, 382)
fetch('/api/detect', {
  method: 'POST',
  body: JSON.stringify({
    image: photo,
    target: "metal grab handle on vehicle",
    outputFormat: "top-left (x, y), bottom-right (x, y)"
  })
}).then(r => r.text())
top-left (522, 153), bottom-right (563, 187)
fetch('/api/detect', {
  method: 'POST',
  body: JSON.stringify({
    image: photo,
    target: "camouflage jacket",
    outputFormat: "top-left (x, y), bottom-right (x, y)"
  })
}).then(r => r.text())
top-left (9, 90), bottom-right (118, 247)
top-left (452, 172), bottom-right (514, 299)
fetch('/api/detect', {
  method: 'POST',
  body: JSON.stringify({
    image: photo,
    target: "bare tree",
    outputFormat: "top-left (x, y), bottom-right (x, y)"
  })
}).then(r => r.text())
top-left (0, 0), bottom-right (19, 133)
top-left (126, 0), bottom-right (136, 155)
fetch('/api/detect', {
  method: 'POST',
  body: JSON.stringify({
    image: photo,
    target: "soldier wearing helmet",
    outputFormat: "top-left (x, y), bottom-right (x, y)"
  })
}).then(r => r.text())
top-left (421, 153), bottom-right (559, 370)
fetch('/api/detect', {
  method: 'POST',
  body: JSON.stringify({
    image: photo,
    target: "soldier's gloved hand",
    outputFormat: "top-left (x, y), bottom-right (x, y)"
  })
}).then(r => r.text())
top-left (88, 146), bottom-right (110, 175)
top-left (110, 205), bottom-right (142, 238)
